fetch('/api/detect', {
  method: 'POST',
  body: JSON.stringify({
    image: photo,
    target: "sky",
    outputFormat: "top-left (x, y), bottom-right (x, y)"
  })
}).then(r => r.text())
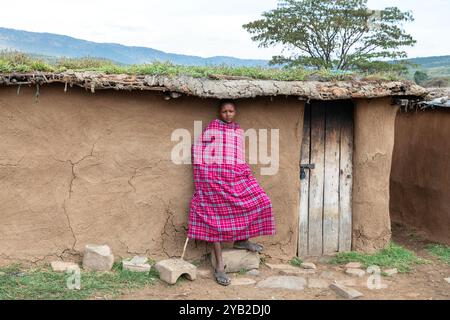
top-left (0, 0), bottom-right (448, 60)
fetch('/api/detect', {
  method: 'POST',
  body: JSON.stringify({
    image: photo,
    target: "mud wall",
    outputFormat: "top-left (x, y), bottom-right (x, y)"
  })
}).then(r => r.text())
top-left (390, 109), bottom-right (450, 245)
top-left (352, 98), bottom-right (398, 252)
top-left (0, 84), bottom-right (304, 264)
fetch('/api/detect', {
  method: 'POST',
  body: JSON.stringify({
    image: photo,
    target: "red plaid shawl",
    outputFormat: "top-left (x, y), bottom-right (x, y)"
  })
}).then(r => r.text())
top-left (187, 119), bottom-right (275, 242)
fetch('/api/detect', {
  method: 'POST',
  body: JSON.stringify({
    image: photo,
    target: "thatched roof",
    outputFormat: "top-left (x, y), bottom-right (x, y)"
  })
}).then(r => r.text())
top-left (0, 71), bottom-right (428, 100)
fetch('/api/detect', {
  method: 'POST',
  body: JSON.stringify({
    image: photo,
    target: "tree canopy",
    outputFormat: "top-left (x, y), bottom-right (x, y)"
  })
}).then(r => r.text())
top-left (243, 0), bottom-right (416, 71)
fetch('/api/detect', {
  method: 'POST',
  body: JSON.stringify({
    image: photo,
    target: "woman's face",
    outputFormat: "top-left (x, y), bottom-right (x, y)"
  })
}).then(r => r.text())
top-left (219, 103), bottom-right (236, 123)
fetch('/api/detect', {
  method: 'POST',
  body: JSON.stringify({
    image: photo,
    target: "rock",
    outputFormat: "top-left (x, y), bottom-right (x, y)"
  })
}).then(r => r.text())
top-left (301, 262), bottom-right (317, 270)
top-left (246, 269), bottom-right (260, 277)
top-left (444, 277), bottom-right (450, 284)
top-left (345, 262), bottom-right (363, 269)
top-left (82, 244), bottom-right (114, 271)
top-left (330, 282), bottom-right (363, 299)
top-left (384, 268), bottom-right (398, 276)
top-left (265, 263), bottom-right (315, 275)
top-left (307, 278), bottom-right (329, 289)
top-left (211, 249), bottom-right (259, 273)
top-left (279, 269), bottom-right (315, 276)
top-left (335, 279), bottom-right (357, 287)
top-left (256, 276), bottom-right (306, 291)
top-left (122, 257), bottom-right (151, 272)
top-left (129, 256), bottom-right (148, 265)
top-left (320, 271), bottom-right (340, 279)
top-left (231, 278), bottom-right (257, 286)
top-left (345, 268), bottom-right (366, 277)
top-left (50, 261), bottom-right (79, 272)
top-left (154, 258), bottom-right (197, 285)
top-left (265, 263), bottom-right (292, 270)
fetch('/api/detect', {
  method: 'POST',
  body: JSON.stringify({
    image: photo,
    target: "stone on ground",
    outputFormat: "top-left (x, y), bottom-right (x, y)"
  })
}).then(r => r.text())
top-left (50, 261), bottom-right (79, 272)
top-left (383, 268), bottom-right (398, 276)
top-left (154, 258), bottom-right (197, 285)
top-left (345, 268), bottom-right (366, 277)
top-left (230, 278), bottom-right (257, 286)
top-left (279, 268), bottom-right (315, 276)
top-left (246, 269), bottom-right (260, 276)
top-left (256, 276), bottom-right (306, 291)
top-left (301, 262), bottom-right (317, 270)
top-left (444, 277), bottom-right (450, 284)
top-left (330, 282), bottom-right (364, 299)
top-left (211, 249), bottom-right (259, 273)
top-left (307, 278), bottom-right (329, 289)
top-left (345, 262), bottom-right (363, 269)
top-left (265, 263), bottom-right (315, 275)
top-left (82, 244), bottom-right (114, 271)
top-left (265, 263), bottom-right (294, 270)
top-left (130, 256), bottom-right (148, 265)
top-left (334, 279), bottom-right (357, 287)
top-left (122, 256), bottom-right (151, 272)
top-left (320, 270), bottom-right (340, 279)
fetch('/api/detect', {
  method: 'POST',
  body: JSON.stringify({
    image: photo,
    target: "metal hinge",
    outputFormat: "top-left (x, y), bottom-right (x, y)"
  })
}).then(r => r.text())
top-left (300, 163), bottom-right (315, 180)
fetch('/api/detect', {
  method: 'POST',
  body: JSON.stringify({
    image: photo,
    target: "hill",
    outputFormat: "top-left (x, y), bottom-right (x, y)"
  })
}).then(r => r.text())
top-left (0, 27), bottom-right (267, 67)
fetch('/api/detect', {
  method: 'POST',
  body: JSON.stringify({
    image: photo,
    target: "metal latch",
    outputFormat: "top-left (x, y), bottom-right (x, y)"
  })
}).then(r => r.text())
top-left (300, 164), bottom-right (315, 180)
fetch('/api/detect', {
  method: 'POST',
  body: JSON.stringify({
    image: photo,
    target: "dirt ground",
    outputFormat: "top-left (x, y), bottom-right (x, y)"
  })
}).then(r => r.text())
top-left (117, 223), bottom-right (450, 300)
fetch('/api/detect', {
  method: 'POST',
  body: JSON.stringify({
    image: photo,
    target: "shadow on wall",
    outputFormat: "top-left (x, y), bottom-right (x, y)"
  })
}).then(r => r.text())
top-left (390, 108), bottom-right (450, 245)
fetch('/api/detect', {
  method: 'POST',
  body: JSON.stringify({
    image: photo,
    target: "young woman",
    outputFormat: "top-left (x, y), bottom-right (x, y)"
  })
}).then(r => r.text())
top-left (187, 100), bottom-right (275, 286)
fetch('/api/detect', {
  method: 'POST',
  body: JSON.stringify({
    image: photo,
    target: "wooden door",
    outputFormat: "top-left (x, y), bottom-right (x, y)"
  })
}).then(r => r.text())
top-left (298, 101), bottom-right (354, 257)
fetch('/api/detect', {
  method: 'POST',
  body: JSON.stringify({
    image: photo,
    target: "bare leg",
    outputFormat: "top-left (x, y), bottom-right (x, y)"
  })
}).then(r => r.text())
top-left (212, 242), bottom-right (230, 286)
top-left (212, 242), bottom-right (225, 271)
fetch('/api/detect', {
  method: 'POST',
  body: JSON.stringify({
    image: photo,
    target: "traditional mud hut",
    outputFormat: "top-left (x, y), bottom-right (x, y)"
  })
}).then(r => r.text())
top-left (0, 72), bottom-right (427, 264)
top-left (390, 89), bottom-right (450, 245)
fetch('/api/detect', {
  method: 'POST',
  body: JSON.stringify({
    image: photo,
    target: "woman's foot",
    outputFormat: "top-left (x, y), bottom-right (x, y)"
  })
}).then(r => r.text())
top-left (214, 268), bottom-right (231, 286)
top-left (233, 240), bottom-right (263, 253)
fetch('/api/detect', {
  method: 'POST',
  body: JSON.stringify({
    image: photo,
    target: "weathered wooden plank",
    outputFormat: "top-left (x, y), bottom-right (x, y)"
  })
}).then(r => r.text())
top-left (339, 104), bottom-right (354, 252)
top-left (298, 104), bottom-right (311, 257)
top-left (308, 103), bottom-right (325, 256)
top-left (323, 104), bottom-right (341, 254)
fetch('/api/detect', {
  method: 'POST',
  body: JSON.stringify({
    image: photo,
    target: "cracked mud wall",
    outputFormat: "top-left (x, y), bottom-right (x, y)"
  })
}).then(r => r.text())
top-left (0, 84), bottom-right (304, 264)
top-left (390, 109), bottom-right (450, 245)
top-left (352, 98), bottom-right (398, 253)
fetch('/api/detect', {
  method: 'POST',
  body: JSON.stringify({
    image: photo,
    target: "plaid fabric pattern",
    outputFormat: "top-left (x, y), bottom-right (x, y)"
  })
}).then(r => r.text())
top-left (188, 119), bottom-right (275, 242)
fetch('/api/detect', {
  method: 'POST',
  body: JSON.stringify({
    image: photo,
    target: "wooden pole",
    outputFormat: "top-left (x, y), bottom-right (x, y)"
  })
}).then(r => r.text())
top-left (181, 237), bottom-right (189, 260)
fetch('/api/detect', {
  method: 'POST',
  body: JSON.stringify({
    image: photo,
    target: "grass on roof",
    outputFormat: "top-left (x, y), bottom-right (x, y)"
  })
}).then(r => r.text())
top-left (0, 50), bottom-right (403, 81)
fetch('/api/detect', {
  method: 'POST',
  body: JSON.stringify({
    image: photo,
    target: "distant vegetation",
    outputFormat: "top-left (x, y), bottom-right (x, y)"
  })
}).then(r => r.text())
top-left (0, 50), bottom-right (404, 81)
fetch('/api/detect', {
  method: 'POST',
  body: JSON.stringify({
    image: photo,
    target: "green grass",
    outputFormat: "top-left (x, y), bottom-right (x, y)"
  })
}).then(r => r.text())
top-left (237, 268), bottom-right (249, 275)
top-left (0, 50), bottom-right (405, 81)
top-left (328, 242), bottom-right (429, 273)
top-left (426, 244), bottom-right (450, 265)
top-left (289, 257), bottom-right (303, 267)
top-left (0, 262), bottom-right (158, 300)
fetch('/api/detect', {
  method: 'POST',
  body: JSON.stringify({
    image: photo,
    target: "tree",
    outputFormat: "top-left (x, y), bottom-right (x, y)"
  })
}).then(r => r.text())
top-left (414, 71), bottom-right (429, 85)
top-left (243, 0), bottom-right (416, 71)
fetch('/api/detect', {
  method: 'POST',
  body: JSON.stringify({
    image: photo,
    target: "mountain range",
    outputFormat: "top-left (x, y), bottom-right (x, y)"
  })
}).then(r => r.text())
top-left (0, 27), bottom-right (267, 67)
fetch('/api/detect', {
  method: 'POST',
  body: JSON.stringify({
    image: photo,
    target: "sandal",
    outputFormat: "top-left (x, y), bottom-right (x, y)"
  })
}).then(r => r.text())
top-left (233, 240), bottom-right (263, 253)
top-left (214, 267), bottom-right (231, 286)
